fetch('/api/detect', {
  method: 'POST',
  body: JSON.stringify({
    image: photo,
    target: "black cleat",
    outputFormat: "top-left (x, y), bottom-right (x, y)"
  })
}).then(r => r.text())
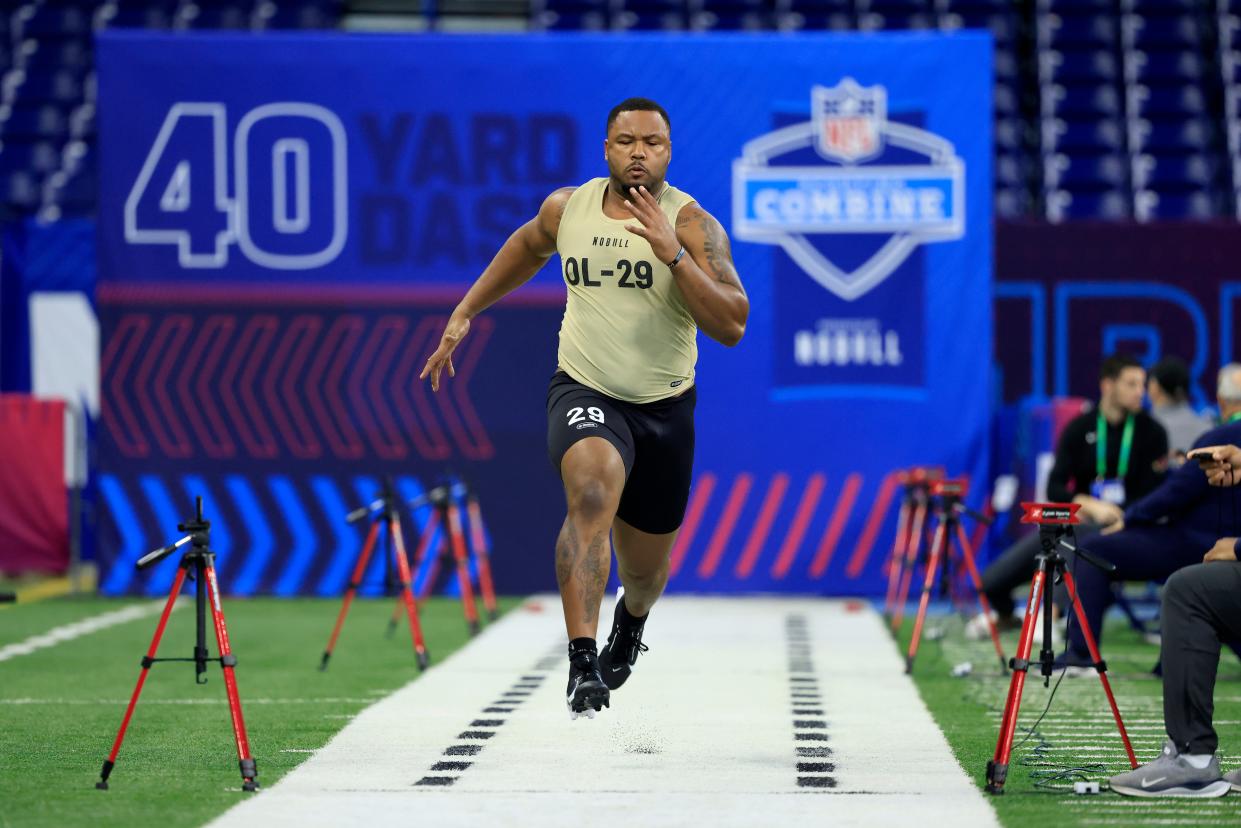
top-left (598, 596), bottom-right (649, 691)
top-left (566, 649), bottom-right (610, 720)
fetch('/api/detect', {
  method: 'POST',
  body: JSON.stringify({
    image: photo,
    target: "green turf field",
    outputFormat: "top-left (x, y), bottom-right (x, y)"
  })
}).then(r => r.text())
top-left (898, 606), bottom-right (1241, 827)
top-left (0, 595), bottom-right (519, 828)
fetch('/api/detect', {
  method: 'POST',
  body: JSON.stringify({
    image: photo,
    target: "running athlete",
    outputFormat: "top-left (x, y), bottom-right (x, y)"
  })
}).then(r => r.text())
top-left (421, 98), bottom-right (748, 719)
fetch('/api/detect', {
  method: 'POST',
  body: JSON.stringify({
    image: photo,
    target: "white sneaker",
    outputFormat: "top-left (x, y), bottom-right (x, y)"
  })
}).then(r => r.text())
top-left (964, 611), bottom-right (996, 641)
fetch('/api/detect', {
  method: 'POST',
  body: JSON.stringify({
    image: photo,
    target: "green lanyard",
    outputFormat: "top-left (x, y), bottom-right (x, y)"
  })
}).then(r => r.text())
top-left (1096, 413), bottom-right (1135, 480)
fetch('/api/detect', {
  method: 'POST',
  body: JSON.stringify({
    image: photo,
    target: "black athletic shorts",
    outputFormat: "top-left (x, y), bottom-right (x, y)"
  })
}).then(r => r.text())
top-left (546, 369), bottom-right (696, 535)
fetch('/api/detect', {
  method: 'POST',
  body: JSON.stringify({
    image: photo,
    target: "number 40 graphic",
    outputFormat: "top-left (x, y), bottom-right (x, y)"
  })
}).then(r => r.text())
top-left (124, 102), bottom-right (348, 270)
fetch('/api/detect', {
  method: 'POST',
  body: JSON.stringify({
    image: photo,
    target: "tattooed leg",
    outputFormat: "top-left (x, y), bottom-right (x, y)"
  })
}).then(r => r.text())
top-left (556, 437), bottom-right (625, 640)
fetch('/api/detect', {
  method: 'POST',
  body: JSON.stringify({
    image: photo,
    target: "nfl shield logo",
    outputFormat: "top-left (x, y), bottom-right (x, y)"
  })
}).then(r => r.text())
top-left (813, 78), bottom-right (886, 164)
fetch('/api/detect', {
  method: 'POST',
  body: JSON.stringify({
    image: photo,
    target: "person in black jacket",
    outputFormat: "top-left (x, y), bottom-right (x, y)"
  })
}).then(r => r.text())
top-left (1062, 364), bottom-right (1241, 667)
top-left (966, 354), bottom-right (1169, 639)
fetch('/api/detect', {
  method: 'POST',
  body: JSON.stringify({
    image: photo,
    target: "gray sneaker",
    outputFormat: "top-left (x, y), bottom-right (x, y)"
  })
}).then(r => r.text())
top-left (1109, 740), bottom-right (1230, 798)
top-left (1225, 767), bottom-right (1241, 793)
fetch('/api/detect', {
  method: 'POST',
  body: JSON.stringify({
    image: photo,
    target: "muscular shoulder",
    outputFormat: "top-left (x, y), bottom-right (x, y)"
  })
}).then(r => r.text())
top-left (537, 186), bottom-right (578, 244)
top-left (674, 201), bottom-right (726, 239)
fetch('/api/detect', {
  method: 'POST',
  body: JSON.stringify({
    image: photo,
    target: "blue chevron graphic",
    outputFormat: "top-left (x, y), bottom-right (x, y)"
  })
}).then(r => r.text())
top-left (313, 476), bottom-right (360, 597)
top-left (99, 474), bottom-right (145, 595)
top-left (270, 476), bottom-right (316, 596)
top-left (183, 475), bottom-right (232, 583)
top-left (140, 475), bottom-right (187, 596)
top-left (351, 475), bottom-right (390, 596)
top-left (226, 476), bottom-right (273, 596)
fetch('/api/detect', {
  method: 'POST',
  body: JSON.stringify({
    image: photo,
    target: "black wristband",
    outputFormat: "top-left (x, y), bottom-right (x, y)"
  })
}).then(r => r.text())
top-left (667, 246), bottom-right (686, 268)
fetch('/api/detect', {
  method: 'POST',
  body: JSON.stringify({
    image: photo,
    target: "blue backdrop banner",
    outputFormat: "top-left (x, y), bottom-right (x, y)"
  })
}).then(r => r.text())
top-left (96, 30), bottom-right (992, 597)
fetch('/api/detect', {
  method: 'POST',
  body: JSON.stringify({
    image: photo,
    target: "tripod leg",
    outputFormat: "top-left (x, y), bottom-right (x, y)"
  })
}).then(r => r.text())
top-left (892, 500), bottom-right (928, 632)
top-left (1061, 568), bottom-right (1139, 769)
top-left (883, 497), bottom-right (912, 618)
top-left (96, 564), bottom-right (189, 790)
top-left (467, 496), bottom-right (499, 621)
top-left (905, 521), bottom-right (948, 674)
top-left (412, 509), bottom-right (441, 600)
top-left (986, 569), bottom-right (1046, 794)
top-left (320, 521), bottom-right (380, 671)
top-left (446, 502), bottom-right (481, 635)
top-left (391, 514), bottom-right (430, 670)
top-left (203, 563), bottom-right (259, 791)
top-left (955, 524), bottom-right (1008, 673)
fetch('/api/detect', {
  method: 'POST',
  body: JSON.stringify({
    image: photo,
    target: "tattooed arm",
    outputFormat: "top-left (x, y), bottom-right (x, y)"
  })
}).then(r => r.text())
top-left (671, 203), bottom-right (749, 347)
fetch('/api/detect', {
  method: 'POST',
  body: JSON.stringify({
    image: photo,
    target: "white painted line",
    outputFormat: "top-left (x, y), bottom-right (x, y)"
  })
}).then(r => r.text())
top-left (0, 600), bottom-right (182, 663)
top-left (0, 697), bottom-right (379, 705)
top-left (209, 597), bottom-right (1000, 828)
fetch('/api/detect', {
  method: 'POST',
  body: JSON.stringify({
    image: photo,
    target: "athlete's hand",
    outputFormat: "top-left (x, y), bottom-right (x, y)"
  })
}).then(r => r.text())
top-left (1205, 537), bottom-right (1238, 563)
top-left (622, 185), bottom-right (681, 265)
top-left (420, 310), bottom-right (470, 392)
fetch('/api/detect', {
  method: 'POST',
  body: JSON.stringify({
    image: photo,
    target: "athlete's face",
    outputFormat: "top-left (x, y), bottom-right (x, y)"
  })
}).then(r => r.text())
top-left (1102, 366), bottom-right (1147, 414)
top-left (605, 110), bottom-right (671, 193)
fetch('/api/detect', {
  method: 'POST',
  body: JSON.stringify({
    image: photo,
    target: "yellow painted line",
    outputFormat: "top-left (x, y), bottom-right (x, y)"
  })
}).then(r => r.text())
top-left (0, 565), bottom-right (98, 610)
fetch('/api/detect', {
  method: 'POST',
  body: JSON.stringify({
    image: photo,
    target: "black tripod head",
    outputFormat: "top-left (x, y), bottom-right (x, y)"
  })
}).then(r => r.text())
top-left (930, 479), bottom-right (993, 526)
top-left (137, 497), bottom-right (210, 570)
top-left (345, 476), bottom-right (400, 524)
top-left (1023, 503), bottom-right (1116, 575)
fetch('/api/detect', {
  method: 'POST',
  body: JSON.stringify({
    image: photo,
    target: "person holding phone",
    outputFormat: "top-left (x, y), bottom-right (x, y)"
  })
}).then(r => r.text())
top-left (1109, 440), bottom-right (1241, 797)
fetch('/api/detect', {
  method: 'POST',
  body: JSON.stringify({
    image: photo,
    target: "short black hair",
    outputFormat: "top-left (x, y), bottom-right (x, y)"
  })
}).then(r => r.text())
top-left (1100, 353), bottom-right (1144, 381)
top-left (1150, 356), bottom-right (1191, 400)
top-left (607, 98), bottom-right (671, 136)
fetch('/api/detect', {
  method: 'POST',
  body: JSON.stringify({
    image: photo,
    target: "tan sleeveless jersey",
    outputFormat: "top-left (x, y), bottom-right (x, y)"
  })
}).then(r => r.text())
top-left (555, 177), bottom-right (699, 403)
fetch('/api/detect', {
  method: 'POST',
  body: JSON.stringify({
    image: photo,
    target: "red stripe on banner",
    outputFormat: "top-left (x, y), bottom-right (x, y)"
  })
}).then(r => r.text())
top-left (844, 471), bottom-right (902, 578)
top-left (809, 473), bottom-right (863, 579)
top-left (771, 473), bottom-right (827, 579)
top-left (696, 474), bottom-right (753, 579)
top-left (734, 473), bottom-right (790, 579)
top-left (668, 473), bottom-right (716, 578)
top-left (97, 282), bottom-right (566, 307)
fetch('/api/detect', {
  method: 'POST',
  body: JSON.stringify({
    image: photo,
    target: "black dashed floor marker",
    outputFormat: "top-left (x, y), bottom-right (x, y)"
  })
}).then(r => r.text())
top-left (458, 731), bottom-right (495, 739)
top-left (483, 707), bottom-right (514, 713)
top-left (444, 745), bottom-right (483, 756)
top-left (472, 719), bottom-right (505, 727)
top-left (797, 776), bottom-right (837, 788)
top-left (796, 747), bottom-right (832, 758)
top-left (432, 761), bottom-right (471, 771)
top-left (797, 762), bottom-right (835, 773)
top-left (793, 720), bottom-right (826, 729)
top-left (415, 776), bottom-right (457, 786)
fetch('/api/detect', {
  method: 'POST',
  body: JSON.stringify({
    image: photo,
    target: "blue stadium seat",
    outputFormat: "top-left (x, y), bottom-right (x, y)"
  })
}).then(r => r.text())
top-left (995, 151), bottom-right (1032, 188)
top-left (1042, 117), bottom-right (1125, 153)
top-left (1040, 48), bottom-right (1119, 84)
top-left (787, 0), bottom-right (855, 14)
top-left (2, 171), bottom-right (40, 211)
top-left (1134, 189), bottom-right (1217, 220)
top-left (994, 81), bottom-right (1019, 117)
top-left (994, 117), bottom-right (1027, 152)
top-left (0, 140), bottom-right (61, 176)
top-left (1131, 152), bottom-right (1217, 190)
top-left (1037, 13), bottom-right (1117, 49)
top-left (939, 10), bottom-right (1017, 43)
top-left (776, 11), bottom-right (855, 30)
top-left (17, 4), bottom-right (96, 39)
top-left (693, 10), bottom-right (773, 30)
top-left (182, 3), bottom-right (255, 29)
top-left (612, 9), bottom-right (687, 30)
top-left (1129, 117), bottom-right (1213, 153)
top-left (24, 38), bottom-right (92, 72)
top-left (995, 186), bottom-right (1033, 219)
top-left (1045, 188), bottom-right (1131, 221)
top-left (48, 167), bottom-right (98, 215)
top-left (1126, 49), bottom-right (1204, 83)
top-left (866, 0), bottom-right (934, 11)
top-left (1043, 152), bottom-right (1127, 189)
top-left (1124, 13), bottom-right (1202, 51)
top-left (257, 1), bottom-right (342, 30)
top-left (995, 47), bottom-right (1018, 82)
top-left (1125, 0), bottom-right (1199, 12)
top-left (102, 0), bottom-right (181, 29)
top-left (860, 11), bottom-right (933, 29)
top-left (1037, 0), bottom-right (1112, 12)
top-left (539, 10), bottom-right (610, 29)
top-left (1042, 83), bottom-right (1122, 118)
top-left (19, 70), bottom-right (86, 104)
top-left (1128, 83), bottom-right (1206, 119)
top-left (0, 104), bottom-right (70, 141)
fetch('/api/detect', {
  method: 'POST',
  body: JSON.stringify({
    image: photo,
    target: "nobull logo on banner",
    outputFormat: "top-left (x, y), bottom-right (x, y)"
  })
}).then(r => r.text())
top-left (732, 79), bottom-right (965, 302)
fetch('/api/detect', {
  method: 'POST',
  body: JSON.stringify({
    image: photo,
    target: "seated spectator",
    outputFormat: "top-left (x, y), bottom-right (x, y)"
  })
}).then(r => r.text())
top-left (1061, 364), bottom-right (1241, 670)
top-left (1149, 356), bottom-right (1214, 456)
top-left (1109, 441), bottom-right (1241, 798)
top-left (967, 355), bottom-right (1168, 638)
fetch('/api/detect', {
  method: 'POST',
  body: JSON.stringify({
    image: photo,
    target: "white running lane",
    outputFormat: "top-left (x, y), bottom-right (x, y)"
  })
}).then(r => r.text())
top-left (210, 596), bottom-right (998, 828)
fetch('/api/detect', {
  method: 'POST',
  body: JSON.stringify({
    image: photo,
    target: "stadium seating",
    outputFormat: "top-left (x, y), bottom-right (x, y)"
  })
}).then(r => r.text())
top-left (1, 0), bottom-right (1239, 221)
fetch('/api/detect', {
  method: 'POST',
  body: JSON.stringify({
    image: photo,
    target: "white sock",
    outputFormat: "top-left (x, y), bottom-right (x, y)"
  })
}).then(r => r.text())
top-left (1183, 753), bottom-right (1214, 769)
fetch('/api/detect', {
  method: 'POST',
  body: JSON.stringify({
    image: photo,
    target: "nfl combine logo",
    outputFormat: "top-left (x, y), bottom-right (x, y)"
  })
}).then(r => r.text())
top-left (814, 79), bottom-right (884, 164)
